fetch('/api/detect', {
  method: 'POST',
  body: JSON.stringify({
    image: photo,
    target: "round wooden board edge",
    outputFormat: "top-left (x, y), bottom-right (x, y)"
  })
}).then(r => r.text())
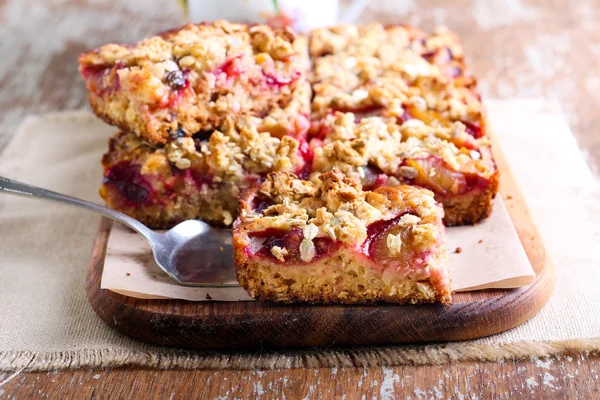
top-left (85, 213), bottom-right (554, 350)
top-left (85, 132), bottom-right (556, 349)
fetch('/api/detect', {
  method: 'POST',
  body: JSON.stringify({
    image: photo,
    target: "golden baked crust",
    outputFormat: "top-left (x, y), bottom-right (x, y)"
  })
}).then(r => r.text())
top-left (233, 171), bottom-right (452, 304)
top-left (441, 168), bottom-right (499, 226)
top-left (79, 21), bottom-right (311, 145)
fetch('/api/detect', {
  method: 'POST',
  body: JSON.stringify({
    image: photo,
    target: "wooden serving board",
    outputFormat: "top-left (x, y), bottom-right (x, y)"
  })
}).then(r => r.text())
top-left (86, 136), bottom-right (555, 350)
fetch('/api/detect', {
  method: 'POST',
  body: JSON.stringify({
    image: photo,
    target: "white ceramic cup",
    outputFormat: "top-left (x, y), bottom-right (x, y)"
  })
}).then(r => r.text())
top-left (186, 0), bottom-right (371, 32)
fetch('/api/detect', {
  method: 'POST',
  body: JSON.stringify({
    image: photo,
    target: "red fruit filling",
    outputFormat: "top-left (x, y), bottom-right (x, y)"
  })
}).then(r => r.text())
top-left (251, 195), bottom-right (275, 214)
top-left (262, 69), bottom-right (301, 88)
top-left (247, 228), bottom-right (339, 264)
top-left (461, 120), bottom-right (483, 139)
top-left (445, 65), bottom-right (463, 78)
top-left (308, 120), bottom-right (332, 140)
top-left (361, 164), bottom-right (389, 190)
top-left (402, 156), bottom-right (489, 197)
top-left (213, 54), bottom-right (245, 79)
top-left (449, 135), bottom-right (479, 151)
top-left (395, 105), bottom-right (411, 124)
top-left (293, 114), bottom-right (311, 136)
top-left (297, 134), bottom-right (313, 162)
top-left (104, 162), bottom-right (154, 206)
top-left (362, 213), bottom-right (432, 271)
top-left (154, 166), bottom-right (218, 207)
top-left (80, 61), bottom-right (125, 95)
top-left (421, 47), bottom-right (453, 64)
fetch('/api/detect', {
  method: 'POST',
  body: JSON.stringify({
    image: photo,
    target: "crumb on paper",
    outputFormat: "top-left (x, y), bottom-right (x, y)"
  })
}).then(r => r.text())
top-left (478, 239), bottom-right (484, 244)
top-left (126, 272), bottom-right (131, 276)
top-left (219, 246), bottom-right (224, 251)
top-left (531, 236), bottom-right (535, 240)
top-left (454, 247), bottom-right (463, 254)
top-left (205, 293), bottom-right (212, 300)
top-left (506, 194), bottom-right (513, 200)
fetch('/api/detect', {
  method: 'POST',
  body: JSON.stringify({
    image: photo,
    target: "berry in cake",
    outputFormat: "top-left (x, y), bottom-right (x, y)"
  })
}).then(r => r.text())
top-left (79, 21), bottom-right (311, 145)
top-left (100, 115), bottom-right (308, 228)
top-left (233, 170), bottom-right (452, 304)
top-left (309, 113), bottom-right (498, 226)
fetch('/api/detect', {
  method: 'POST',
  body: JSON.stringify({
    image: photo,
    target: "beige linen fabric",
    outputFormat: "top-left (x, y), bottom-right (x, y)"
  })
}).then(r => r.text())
top-left (0, 99), bottom-right (599, 371)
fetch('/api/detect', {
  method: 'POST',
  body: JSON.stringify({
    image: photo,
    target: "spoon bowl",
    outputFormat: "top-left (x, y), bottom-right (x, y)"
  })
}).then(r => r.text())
top-left (154, 220), bottom-right (237, 286)
top-left (0, 176), bottom-right (238, 286)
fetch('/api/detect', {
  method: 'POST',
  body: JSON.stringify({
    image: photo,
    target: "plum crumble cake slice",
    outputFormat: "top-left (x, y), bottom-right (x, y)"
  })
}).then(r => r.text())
top-left (233, 171), bottom-right (452, 304)
top-left (79, 20), bottom-right (311, 145)
top-left (100, 116), bottom-right (309, 228)
top-left (308, 23), bottom-right (485, 139)
top-left (310, 113), bottom-right (499, 226)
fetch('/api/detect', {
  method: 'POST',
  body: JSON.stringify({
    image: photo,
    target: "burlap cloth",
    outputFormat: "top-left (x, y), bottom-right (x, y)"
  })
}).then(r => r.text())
top-left (0, 99), bottom-right (599, 371)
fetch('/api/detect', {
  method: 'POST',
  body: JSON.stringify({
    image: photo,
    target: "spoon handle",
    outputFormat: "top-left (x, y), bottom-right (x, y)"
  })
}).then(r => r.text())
top-left (0, 176), bottom-right (156, 240)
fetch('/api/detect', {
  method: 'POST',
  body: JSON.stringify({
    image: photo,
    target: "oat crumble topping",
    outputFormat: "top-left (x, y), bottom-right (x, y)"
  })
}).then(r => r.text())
top-left (80, 20), bottom-right (310, 145)
top-left (311, 113), bottom-right (495, 186)
top-left (108, 115), bottom-right (305, 185)
top-left (309, 22), bottom-right (482, 129)
top-left (240, 170), bottom-right (443, 248)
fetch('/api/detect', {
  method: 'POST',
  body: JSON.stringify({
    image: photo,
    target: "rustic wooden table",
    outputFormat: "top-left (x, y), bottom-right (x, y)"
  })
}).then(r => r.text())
top-left (1, 0), bottom-right (599, 398)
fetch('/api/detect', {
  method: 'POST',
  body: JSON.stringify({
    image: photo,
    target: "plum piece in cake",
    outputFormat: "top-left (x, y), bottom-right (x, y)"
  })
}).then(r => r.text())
top-left (79, 20), bottom-right (311, 145)
top-left (233, 171), bottom-right (451, 304)
top-left (310, 113), bottom-right (498, 226)
top-left (100, 116), bottom-right (308, 228)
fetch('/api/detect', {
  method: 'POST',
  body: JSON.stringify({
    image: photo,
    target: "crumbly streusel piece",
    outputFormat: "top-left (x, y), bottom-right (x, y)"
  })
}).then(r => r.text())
top-left (233, 170), bottom-right (451, 304)
top-left (79, 21), bottom-right (311, 145)
top-left (100, 116), bottom-right (309, 228)
top-left (309, 23), bottom-right (485, 138)
top-left (310, 113), bottom-right (498, 225)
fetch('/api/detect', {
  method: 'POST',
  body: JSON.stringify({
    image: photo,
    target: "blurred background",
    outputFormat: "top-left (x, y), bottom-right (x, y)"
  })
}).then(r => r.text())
top-left (1, 0), bottom-right (598, 176)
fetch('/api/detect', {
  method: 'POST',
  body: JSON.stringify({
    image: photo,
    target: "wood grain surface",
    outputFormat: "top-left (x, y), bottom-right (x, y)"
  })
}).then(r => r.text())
top-left (85, 132), bottom-right (554, 350)
top-left (1, 0), bottom-right (598, 398)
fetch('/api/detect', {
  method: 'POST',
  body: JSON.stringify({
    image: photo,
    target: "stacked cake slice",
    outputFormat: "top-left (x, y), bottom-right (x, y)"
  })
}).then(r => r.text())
top-left (234, 170), bottom-right (451, 304)
top-left (79, 21), bottom-right (312, 227)
top-left (79, 21), bottom-right (499, 304)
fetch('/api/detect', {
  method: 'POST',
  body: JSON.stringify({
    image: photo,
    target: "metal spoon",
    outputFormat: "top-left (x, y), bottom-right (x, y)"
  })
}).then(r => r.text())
top-left (0, 176), bottom-right (238, 287)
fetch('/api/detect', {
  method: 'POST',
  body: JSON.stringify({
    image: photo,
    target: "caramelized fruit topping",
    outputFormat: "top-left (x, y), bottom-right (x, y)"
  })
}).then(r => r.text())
top-left (104, 162), bottom-right (154, 206)
top-left (247, 228), bottom-right (338, 264)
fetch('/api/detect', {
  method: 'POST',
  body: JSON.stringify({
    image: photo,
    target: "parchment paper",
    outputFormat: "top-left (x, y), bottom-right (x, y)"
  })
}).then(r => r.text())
top-left (101, 196), bottom-right (535, 301)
